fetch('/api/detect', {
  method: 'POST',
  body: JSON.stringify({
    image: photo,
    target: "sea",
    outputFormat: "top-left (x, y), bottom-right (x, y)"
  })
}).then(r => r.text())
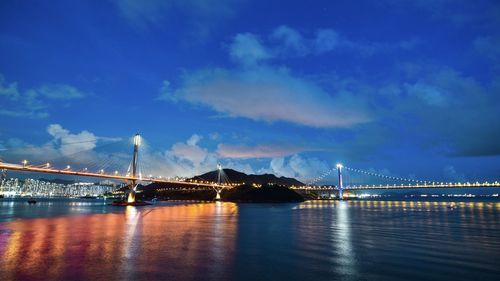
top-left (1, 198), bottom-right (499, 281)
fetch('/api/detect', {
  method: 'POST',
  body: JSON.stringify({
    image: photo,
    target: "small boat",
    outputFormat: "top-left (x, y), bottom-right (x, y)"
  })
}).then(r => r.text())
top-left (27, 199), bottom-right (37, 204)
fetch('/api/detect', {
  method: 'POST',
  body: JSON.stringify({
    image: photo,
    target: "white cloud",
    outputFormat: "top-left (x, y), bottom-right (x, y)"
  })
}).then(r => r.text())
top-left (170, 134), bottom-right (207, 166)
top-left (2, 124), bottom-right (122, 169)
top-left (38, 84), bottom-right (85, 100)
top-left (271, 25), bottom-right (308, 56)
top-left (405, 82), bottom-right (447, 106)
top-left (217, 144), bottom-right (309, 159)
top-left (398, 66), bottom-right (500, 156)
top-left (239, 26), bottom-right (419, 59)
top-left (314, 29), bottom-right (340, 53)
top-left (229, 33), bottom-right (272, 65)
top-left (162, 66), bottom-right (370, 128)
top-left (260, 154), bottom-right (330, 182)
top-left (0, 74), bottom-right (86, 118)
top-left (47, 124), bottom-right (97, 156)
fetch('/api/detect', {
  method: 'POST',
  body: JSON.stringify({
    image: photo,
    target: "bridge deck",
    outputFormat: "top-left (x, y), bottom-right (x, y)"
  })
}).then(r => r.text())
top-left (0, 162), bottom-right (226, 188)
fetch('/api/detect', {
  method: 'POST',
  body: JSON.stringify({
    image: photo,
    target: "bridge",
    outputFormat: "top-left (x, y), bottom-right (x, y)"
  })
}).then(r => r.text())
top-left (291, 164), bottom-right (500, 198)
top-left (1, 133), bottom-right (499, 201)
top-left (0, 134), bottom-right (231, 203)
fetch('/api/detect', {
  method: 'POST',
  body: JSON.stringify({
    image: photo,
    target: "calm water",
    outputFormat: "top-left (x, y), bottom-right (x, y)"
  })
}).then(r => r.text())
top-left (1, 199), bottom-right (499, 281)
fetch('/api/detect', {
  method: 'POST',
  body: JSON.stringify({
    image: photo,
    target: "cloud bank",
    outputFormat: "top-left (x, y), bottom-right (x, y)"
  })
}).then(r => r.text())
top-left (217, 144), bottom-right (309, 159)
top-left (161, 66), bottom-right (370, 128)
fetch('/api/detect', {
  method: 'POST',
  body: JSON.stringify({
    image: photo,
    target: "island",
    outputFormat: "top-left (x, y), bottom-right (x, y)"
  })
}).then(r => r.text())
top-left (136, 169), bottom-right (306, 203)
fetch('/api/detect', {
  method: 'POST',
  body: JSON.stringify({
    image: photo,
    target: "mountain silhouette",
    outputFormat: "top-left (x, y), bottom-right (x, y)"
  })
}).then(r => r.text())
top-left (192, 168), bottom-right (304, 187)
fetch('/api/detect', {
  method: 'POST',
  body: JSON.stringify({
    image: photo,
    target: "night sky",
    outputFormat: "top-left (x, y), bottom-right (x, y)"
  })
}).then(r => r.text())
top-left (1, 0), bottom-right (499, 183)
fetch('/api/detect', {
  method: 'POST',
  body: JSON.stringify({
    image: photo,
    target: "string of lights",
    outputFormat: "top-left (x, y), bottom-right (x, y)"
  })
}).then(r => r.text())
top-left (343, 166), bottom-right (429, 183)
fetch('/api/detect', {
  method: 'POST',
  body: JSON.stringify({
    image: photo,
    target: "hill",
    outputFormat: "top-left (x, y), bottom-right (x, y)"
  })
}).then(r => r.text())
top-left (222, 184), bottom-right (304, 203)
top-left (193, 169), bottom-right (304, 187)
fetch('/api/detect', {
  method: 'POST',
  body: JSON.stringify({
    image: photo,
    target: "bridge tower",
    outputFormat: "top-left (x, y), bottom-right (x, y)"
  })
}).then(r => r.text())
top-left (336, 163), bottom-right (343, 200)
top-left (215, 163), bottom-right (223, 200)
top-left (127, 133), bottom-right (141, 203)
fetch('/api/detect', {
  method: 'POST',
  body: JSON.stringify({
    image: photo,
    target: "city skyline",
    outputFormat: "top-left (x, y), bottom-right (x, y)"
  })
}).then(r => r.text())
top-left (1, 1), bottom-right (499, 183)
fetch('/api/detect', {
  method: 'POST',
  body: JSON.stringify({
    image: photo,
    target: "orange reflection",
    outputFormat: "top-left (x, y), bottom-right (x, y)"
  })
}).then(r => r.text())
top-left (0, 202), bottom-right (238, 281)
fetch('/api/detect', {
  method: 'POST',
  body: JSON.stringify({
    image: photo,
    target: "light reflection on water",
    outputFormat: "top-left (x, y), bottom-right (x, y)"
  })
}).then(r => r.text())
top-left (0, 199), bottom-right (499, 281)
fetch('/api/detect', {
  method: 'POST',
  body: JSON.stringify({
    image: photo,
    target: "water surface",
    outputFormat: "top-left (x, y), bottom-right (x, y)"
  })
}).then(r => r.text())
top-left (1, 199), bottom-right (499, 281)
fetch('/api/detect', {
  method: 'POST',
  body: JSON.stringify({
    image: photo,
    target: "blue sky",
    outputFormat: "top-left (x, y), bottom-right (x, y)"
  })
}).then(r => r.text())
top-left (1, 0), bottom-right (499, 183)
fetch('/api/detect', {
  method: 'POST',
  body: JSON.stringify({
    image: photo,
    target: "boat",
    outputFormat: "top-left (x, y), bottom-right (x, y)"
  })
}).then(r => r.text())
top-left (27, 199), bottom-right (37, 204)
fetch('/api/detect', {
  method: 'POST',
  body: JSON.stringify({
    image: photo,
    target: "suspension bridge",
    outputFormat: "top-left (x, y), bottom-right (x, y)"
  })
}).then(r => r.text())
top-left (1, 133), bottom-right (499, 202)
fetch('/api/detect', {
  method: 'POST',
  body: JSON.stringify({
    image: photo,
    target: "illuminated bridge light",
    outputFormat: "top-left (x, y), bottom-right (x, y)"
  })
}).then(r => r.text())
top-left (134, 134), bottom-right (141, 146)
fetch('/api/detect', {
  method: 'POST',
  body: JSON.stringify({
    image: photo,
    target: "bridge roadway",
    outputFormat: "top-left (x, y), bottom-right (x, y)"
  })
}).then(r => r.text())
top-left (0, 162), bottom-right (228, 189)
top-left (292, 182), bottom-right (500, 191)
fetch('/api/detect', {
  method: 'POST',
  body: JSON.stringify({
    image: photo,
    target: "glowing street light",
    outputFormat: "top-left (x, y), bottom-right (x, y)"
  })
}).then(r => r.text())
top-left (22, 160), bottom-right (28, 167)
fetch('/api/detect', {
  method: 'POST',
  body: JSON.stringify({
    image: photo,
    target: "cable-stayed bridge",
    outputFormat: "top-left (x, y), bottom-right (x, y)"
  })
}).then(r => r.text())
top-left (0, 134), bottom-right (234, 203)
top-left (1, 133), bottom-right (499, 201)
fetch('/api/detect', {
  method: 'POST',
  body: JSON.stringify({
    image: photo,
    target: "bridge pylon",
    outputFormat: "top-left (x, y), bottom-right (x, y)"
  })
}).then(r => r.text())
top-left (127, 133), bottom-right (141, 203)
top-left (215, 163), bottom-right (223, 201)
top-left (337, 163), bottom-right (343, 200)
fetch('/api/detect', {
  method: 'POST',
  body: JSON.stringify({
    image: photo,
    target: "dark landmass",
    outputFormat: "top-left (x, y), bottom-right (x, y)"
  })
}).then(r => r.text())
top-left (137, 169), bottom-right (306, 202)
top-left (221, 184), bottom-right (304, 203)
top-left (137, 182), bottom-right (305, 203)
top-left (193, 168), bottom-right (304, 187)
top-left (138, 185), bottom-right (216, 201)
